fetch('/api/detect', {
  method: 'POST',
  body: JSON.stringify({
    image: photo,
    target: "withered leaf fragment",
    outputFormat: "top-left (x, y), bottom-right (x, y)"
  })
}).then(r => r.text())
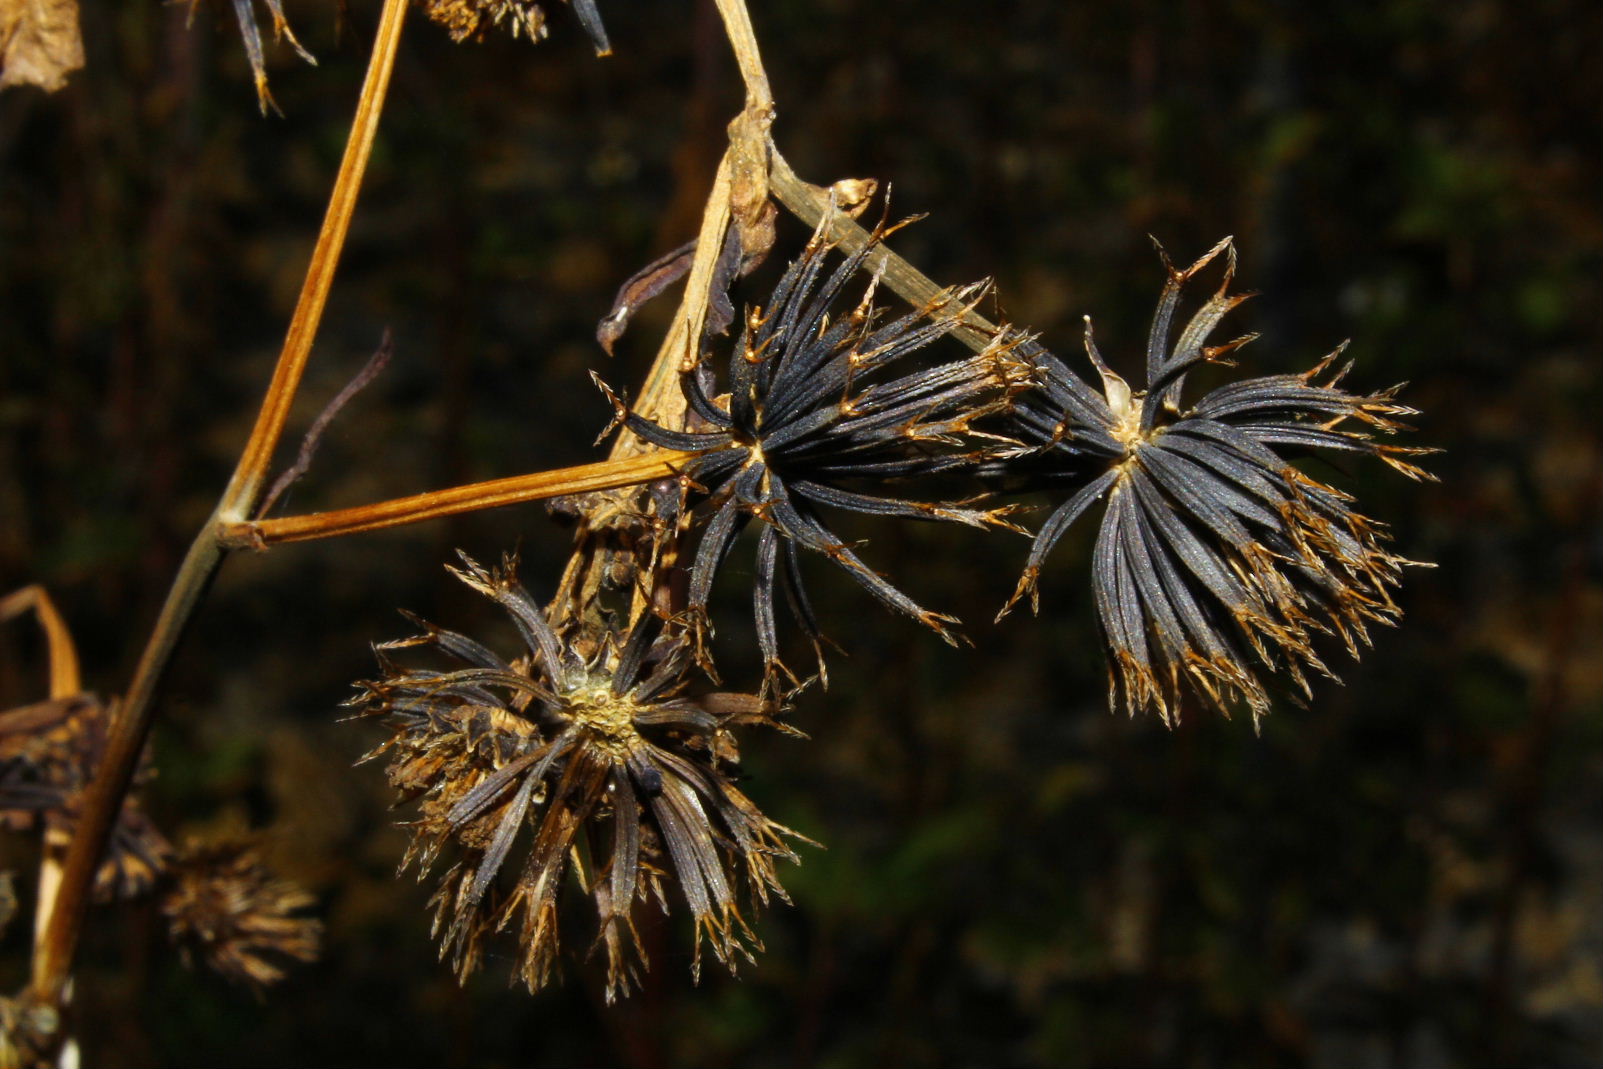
top-left (0, 0), bottom-right (83, 93)
top-left (1003, 237), bottom-right (1435, 724)
top-left (601, 213), bottom-right (1031, 680)
top-left (354, 553), bottom-right (808, 1002)
top-left (596, 239), bottom-right (697, 357)
top-left (162, 839), bottom-right (322, 991)
top-left (597, 217), bottom-right (777, 358)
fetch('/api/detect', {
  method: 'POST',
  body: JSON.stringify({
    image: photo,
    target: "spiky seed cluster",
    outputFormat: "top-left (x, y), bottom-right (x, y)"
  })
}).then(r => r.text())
top-left (0, 694), bottom-right (170, 899)
top-left (606, 217), bottom-right (1032, 679)
top-left (419, 0), bottom-right (611, 53)
top-left (161, 840), bottom-right (322, 991)
top-left (355, 553), bottom-right (808, 1002)
top-left (1004, 237), bottom-right (1434, 724)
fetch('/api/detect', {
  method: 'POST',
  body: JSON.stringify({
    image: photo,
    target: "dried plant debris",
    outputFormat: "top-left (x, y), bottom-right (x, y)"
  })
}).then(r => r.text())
top-left (162, 839), bottom-right (321, 991)
top-left (600, 216), bottom-right (1033, 681)
top-left (353, 553), bottom-right (809, 1002)
top-left (597, 219), bottom-right (776, 358)
top-left (0, 990), bottom-right (58, 1069)
top-left (1002, 237), bottom-right (1435, 724)
top-left (597, 239), bottom-right (698, 357)
top-left (0, 0), bottom-right (83, 92)
top-left (212, 0), bottom-right (316, 115)
top-left (0, 695), bottom-right (170, 899)
top-left (420, 0), bottom-right (610, 54)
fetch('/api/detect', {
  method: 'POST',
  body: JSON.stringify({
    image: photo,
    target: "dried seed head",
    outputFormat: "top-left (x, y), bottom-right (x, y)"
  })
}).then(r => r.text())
top-left (161, 839), bottom-right (321, 992)
top-left (1004, 237), bottom-right (1435, 725)
top-left (606, 212), bottom-right (1033, 682)
top-left (353, 552), bottom-right (809, 1002)
top-left (418, 0), bottom-right (610, 53)
top-left (0, 694), bottom-right (170, 900)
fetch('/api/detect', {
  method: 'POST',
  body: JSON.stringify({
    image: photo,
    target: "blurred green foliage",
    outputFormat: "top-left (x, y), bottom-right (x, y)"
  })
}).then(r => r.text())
top-left (2, 0), bottom-right (1601, 1065)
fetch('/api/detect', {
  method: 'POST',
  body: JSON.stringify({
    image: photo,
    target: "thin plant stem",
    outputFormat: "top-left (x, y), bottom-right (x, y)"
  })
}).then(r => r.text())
top-left (223, 449), bottom-right (701, 546)
top-left (553, 146), bottom-right (742, 623)
top-left (708, 0), bottom-right (999, 351)
top-left (713, 0), bottom-right (772, 110)
top-left (0, 586), bottom-right (82, 959)
top-left (30, 532), bottom-right (224, 1004)
top-left (0, 586), bottom-right (81, 701)
top-left (613, 152), bottom-right (734, 454)
top-left (611, 0), bottom-right (778, 449)
top-left (28, 0), bottom-right (410, 1007)
top-left (767, 151), bottom-right (1001, 353)
top-left (221, 0), bottom-right (410, 518)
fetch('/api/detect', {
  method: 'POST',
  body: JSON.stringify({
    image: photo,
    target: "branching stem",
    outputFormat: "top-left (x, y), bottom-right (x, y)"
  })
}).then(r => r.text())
top-left (224, 450), bottom-right (700, 547)
top-left (28, 0), bottom-right (1012, 1021)
top-left (28, 0), bottom-right (410, 1008)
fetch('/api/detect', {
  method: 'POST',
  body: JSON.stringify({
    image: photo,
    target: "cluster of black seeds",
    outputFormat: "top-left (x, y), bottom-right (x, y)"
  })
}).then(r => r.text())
top-left (604, 217), bottom-right (1034, 684)
top-left (998, 238), bottom-right (1434, 723)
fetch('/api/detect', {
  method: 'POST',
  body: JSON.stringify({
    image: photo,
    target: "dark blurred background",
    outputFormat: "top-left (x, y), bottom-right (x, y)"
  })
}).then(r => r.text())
top-left (2, 0), bottom-right (1601, 1065)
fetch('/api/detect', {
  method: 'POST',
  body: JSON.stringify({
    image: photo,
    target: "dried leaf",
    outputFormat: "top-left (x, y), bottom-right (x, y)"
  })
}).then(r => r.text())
top-left (827, 177), bottom-right (879, 218)
top-left (596, 240), bottom-right (697, 356)
top-left (704, 224), bottom-right (746, 342)
top-left (0, 0), bottom-right (84, 93)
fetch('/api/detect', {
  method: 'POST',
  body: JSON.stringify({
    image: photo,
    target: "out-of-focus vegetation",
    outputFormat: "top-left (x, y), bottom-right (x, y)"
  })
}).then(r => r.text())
top-left (2, 0), bottom-right (1600, 1064)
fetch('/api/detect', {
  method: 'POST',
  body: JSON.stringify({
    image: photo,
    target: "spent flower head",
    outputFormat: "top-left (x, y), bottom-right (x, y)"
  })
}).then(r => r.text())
top-left (419, 0), bottom-right (610, 52)
top-left (602, 214), bottom-right (1033, 682)
top-left (354, 552), bottom-right (809, 1001)
top-left (1002, 237), bottom-right (1435, 724)
top-left (0, 694), bottom-right (170, 900)
top-left (161, 839), bottom-right (322, 992)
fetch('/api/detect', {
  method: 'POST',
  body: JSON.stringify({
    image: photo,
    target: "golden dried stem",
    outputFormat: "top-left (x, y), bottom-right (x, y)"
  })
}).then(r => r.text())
top-left (220, 0), bottom-right (408, 517)
top-left (0, 585), bottom-right (81, 700)
top-left (713, 0), bottom-right (773, 110)
top-left (550, 0), bottom-right (783, 628)
top-left (552, 161), bottom-right (732, 625)
top-left (614, 0), bottom-right (779, 448)
top-left (0, 586), bottom-right (83, 964)
top-left (707, 0), bottom-right (996, 352)
top-left (225, 450), bottom-right (700, 546)
top-left (612, 153), bottom-right (734, 456)
top-left (30, 0), bottom-right (410, 1008)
